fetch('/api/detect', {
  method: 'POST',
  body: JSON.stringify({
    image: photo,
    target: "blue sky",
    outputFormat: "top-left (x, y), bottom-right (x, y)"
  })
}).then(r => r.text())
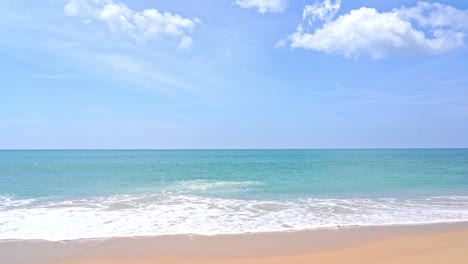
top-left (0, 0), bottom-right (467, 149)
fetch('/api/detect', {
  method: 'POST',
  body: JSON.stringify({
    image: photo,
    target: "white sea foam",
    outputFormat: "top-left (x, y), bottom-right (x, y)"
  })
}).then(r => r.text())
top-left (1, 194), bottom-right (468, 241)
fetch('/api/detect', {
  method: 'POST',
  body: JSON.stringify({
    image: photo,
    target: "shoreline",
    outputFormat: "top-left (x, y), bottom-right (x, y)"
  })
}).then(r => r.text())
top-left (2, 221), bottom-right (468, 264)
top-left (3, 219), bottom-right (468, 242)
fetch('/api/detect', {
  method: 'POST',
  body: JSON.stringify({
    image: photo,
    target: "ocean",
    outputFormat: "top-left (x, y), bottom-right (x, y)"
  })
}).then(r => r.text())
top-left (1, 149), bottom-right (468, 241)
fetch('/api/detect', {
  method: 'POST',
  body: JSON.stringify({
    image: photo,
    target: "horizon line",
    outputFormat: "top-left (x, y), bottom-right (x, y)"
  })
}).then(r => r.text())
top-left (1, 148), bottom-right (468, 151)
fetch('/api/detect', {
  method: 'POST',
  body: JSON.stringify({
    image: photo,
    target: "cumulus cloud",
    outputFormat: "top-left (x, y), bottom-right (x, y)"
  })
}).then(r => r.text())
top-left (289, 1), bottom-right (468, 59)
top-left (64, 0), bottom-right (200, 48)
top-left (235, 0), bottom-right (288, 13)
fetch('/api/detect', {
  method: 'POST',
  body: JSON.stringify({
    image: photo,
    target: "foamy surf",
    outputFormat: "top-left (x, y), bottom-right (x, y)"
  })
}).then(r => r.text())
top-left (2, 149), bottom-right (468, 241)
top-left (1, 194), bottom-right (468, 241)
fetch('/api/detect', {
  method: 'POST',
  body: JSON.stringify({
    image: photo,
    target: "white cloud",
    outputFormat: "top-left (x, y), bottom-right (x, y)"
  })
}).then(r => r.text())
top-left (64, 0), bottom-right (199, 47)
top-left (303, 0), bottom-right (341, 24)
top-left (396, 2), bottom-right (468, 30)
top-left (290, 1), bottom-right (468, 59)
top-left (178, 36), bottom-right (193, 50)
top-left (235, 0), bottom-right (288, 14)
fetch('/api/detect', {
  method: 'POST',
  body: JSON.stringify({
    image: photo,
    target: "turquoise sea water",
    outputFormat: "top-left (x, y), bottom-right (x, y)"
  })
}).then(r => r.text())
top-left (1, 149), bottom-right (468, 240)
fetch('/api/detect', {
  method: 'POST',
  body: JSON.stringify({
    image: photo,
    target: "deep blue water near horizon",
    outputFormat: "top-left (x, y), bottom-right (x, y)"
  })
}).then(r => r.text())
top-left (1, 149), bottom-right (468, 240)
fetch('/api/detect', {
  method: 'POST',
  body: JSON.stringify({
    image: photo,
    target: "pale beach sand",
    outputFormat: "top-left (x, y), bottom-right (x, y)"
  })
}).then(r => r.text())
top-left (1, 222), bottom-right (468, 264)
top-left (61, 228), bottom-right (468, 264)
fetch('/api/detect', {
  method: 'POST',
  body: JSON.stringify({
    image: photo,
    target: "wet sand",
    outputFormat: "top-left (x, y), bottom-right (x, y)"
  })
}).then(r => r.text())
top-left (1, 222), bottom-right (468, 264)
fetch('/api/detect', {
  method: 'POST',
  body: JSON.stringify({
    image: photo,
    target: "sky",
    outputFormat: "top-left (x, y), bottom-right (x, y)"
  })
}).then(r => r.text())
top-left (0, 0), bottom-right (467, 149)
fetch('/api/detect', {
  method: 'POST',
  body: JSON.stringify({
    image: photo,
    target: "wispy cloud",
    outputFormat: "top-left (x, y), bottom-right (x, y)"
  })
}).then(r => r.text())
top-left (235, 0), bottom-right (288, 14)
top-left (35, 36), bottom-right (208, 97)
top-left (91, 53), bottom-right (187, 93)
top-left (332, 82), bottom-right (343, 88)
top-left (0, 0), bottom-right (258, 101)
top-left (116, 120), bottom-right (183, 130)
top-left (30, 73), bottom-right (76, 80)
top-left (303, 0), bottom-right (341, 24)
top-left (79, 107), bottom-right (112, 112)
top-left (0, 118), bottom-right (44, 124)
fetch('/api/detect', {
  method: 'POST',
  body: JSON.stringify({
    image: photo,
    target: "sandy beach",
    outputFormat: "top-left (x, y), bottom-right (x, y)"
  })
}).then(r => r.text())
top-left (2, 222), bottom-right (468, 264)
top-left (63, 229), bottom-right (468, 264)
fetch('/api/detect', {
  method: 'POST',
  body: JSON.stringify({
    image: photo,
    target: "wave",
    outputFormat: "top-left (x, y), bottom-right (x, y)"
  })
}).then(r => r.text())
top-left (1, 194), bottom-right (468, 241)
top-left (162, 179), bottom-right (264, 193)
top-left (0, 195), bottom-right (39, 209)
